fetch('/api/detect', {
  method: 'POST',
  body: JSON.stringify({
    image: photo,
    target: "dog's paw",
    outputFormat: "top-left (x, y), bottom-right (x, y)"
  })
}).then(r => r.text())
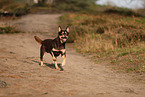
top-left (40, 61), bottom-right (45, 67)
top-left (61, 62), bottom-right (65, 66)
top-left (41, 64), bottom-right (45, 67)
top-left (55, 67), bottom-right (60, 70)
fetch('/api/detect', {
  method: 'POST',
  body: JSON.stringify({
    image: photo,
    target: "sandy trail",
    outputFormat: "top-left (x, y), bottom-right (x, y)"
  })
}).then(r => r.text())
top-left (0, 14), bottom-right (145, 97)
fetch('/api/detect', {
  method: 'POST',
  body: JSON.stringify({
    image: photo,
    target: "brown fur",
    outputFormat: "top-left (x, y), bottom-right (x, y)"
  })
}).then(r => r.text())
top-left (34, 36), bottom-right (43, 44)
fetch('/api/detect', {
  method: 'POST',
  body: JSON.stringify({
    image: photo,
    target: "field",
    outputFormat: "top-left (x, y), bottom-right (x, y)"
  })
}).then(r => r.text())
top-left (59, 11), bottom-right (145, 74)
top-left (0, 14), bottom-right (144, 97)
top-left (0, 1), bottom-right (145, 96)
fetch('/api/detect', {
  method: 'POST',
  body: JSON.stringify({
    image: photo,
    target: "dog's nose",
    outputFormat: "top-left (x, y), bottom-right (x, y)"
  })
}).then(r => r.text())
top-left (63, 35), bottom-right (67, 37)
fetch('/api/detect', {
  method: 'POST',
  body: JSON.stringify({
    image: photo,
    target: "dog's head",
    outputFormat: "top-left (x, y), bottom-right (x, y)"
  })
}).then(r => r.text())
top-left (58, 26), bottom-right (69, 43)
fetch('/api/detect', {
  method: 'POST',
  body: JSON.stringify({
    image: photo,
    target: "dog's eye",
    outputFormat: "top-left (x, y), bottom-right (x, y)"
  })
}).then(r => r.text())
top-left (65, 32), bottom-right (69, 35)
top-left (59, 31), bottom-right (69, 36)
top-left (64, 31), bottom-right (69, 35)
top-left (58, 32), bottom-right (62, 35)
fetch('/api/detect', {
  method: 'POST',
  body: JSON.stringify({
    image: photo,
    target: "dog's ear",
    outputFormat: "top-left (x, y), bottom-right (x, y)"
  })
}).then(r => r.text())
top-left (59, 26), bottom-right (62, 32)
top-left (66, 26), bottom-right (69, 32)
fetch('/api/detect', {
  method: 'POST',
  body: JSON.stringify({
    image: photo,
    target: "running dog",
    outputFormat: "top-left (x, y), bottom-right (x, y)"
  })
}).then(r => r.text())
top-left (34, 26), bottom-right (69, 70)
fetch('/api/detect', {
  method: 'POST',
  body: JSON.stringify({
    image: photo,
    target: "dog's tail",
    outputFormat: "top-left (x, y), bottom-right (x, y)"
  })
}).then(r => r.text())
top-left (34, 36), bottom-right (42, 44)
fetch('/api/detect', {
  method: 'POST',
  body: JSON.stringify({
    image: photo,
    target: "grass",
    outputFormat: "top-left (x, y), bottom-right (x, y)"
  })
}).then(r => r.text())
top-left (0, 26), bottom-right (22, 34)
top-left (110, 46), bottom-right (145, 73)
top-left (59, 9), bottom-right (145, 74)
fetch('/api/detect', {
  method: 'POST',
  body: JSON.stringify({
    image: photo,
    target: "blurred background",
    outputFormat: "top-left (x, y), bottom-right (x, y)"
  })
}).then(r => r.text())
top-left (0, 0), bottom-right (145, 16)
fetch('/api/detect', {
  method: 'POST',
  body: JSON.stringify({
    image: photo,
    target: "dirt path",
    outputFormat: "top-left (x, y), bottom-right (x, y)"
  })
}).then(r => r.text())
top-left (0, 14), bottom-right (145, 97)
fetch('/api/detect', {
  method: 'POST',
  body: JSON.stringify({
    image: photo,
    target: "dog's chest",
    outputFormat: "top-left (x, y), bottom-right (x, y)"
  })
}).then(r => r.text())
top-left (51, 41), bottom-right (66, 56)
top-left (53, 51), bottom-right (61, 56)
top-left (52, 47), bottom-right (66, 56)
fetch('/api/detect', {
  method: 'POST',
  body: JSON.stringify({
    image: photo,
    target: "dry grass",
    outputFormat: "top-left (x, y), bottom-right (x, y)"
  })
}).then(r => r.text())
top-left (59, 12), bottom-right (145, 73)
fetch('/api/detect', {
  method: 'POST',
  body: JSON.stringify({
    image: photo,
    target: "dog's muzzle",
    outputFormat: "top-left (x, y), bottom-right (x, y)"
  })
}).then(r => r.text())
top-left (61, 37), bottom-right (67, 42)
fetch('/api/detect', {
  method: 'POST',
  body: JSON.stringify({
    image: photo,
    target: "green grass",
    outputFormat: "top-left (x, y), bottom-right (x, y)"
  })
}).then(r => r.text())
top-left (59, 10), bottom-right (145, 74)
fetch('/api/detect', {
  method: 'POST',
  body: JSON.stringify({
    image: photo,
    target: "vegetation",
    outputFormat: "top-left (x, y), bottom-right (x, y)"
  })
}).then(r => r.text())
top-left (0, 26), bottom-right (22, 34)
top-left (0, 0), bottom-right (28, 34)
top-left (53, 0), bottom-right (96, 12)
top-left (31, 0), bottom-right (97, 13)
top-left (59, 7), bottom-right (145, 74)
top-left (0, 0), bottom-right (30, 16)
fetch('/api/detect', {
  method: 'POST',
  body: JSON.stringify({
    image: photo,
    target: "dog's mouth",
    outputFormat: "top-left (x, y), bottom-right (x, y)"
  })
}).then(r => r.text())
top-left (61, 37), bottom-right (67, 42)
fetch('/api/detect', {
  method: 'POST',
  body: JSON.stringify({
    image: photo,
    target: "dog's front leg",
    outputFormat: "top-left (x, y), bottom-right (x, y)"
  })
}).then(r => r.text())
top-left (61, 49), bottom-right (66, 66)
top-left (51, 51), bottom-right (60, 70)
top-left (53, 57), bottom-right (60, 70)
top-left (62, 55), bottom-right (66, 66)
top-left (54, 60), bottom-right (60, 70)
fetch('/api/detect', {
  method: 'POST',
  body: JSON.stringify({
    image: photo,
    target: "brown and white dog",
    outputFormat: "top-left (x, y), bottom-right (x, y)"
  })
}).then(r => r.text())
top-left (34, 26), bottom-right (69, 70)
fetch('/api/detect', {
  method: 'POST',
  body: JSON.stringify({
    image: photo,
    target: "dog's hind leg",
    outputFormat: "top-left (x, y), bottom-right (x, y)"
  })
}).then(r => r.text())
top-left (40, 45), bottom-right (45, 66)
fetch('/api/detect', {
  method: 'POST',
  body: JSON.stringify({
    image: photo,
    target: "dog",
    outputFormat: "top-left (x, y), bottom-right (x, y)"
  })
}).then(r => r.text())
top-left (34, 26), bottom-right (69, 70)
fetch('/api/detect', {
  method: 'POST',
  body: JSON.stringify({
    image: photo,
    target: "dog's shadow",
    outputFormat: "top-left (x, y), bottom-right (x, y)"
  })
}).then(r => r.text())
top-left (32, 60), bottom-right (64, 71)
